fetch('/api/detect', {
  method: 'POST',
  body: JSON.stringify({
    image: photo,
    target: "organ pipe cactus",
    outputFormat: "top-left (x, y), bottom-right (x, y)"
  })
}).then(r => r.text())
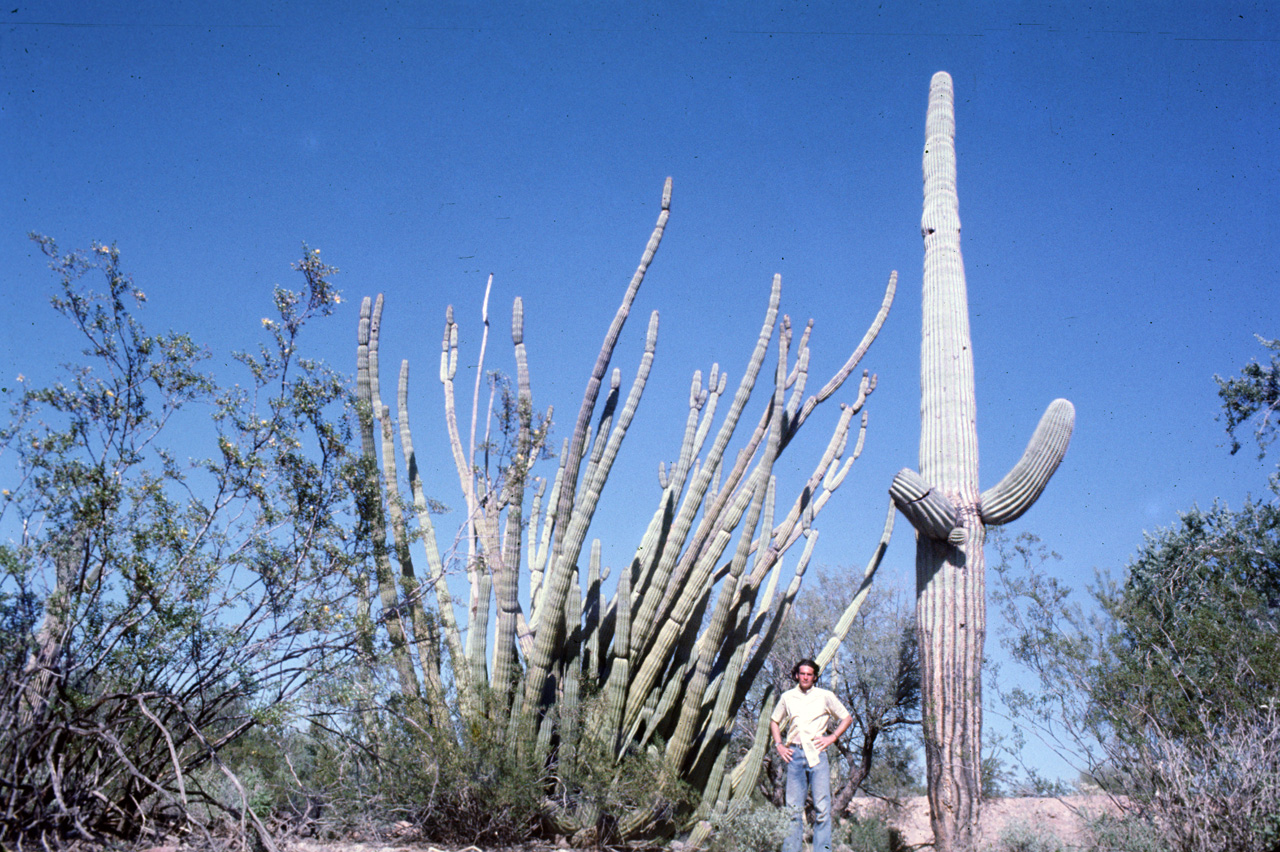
top-left (352, 177), bottom-right (899, 843)
top-left (890, 72), bottom-right (1075, 852)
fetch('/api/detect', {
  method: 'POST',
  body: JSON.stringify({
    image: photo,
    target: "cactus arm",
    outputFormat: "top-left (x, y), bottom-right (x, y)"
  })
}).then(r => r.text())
top-left (815, 500), bottom-right (895, 669)
top-left (744, 381), bottom-right (869, 596)
top-left (629, 276), bottom-right (780, 658)
top-left (371, 296), bottom-right (439, 703)
top-left (559, 561), bottom-right (583, 776)
top-left (599, 553), bottom-right (631, 755)
top-left (694, 742), bottom-right (735, 832)
top-left (628, 488), bottom-right (678, 617)
top-left (731, 404), bottom-right (848, 609)
top-left (439, 306), bottom-right (473, 495)
top-left (607, 491), bottom-right (673, 661)
top-left (786, 270), bottom-right (896, 443)
top-left (764, 398), bottom-right (859, 576)
top-left (624, 608), bottom-right (704, 754)
top-left (436, 303), bottom-right (495, 691)
top-left (685, 681), bottom-right (778, 851)
top-left (666, 365), bottom-right (714, 499)
top-left (890, 467), bottom-right (961, 542)
top-left (689, 366), bottom-right (728, 474)
top-left (490, 296), bottom-right (538, 715)
top-left (522, 311), bottom-right (659, 741)
top-left (788, 344), bottom-right (810, 420)
top-left (512, 420), bottom-right (549, 659)
top-left (584, 540), bottom-right (603, 685)
top-left (577, 369), bottom-right (621, 506)
top-left (376, 402), bottom-right (424, 700)
top-left (398, 358), bottom-right (469, 716)
top-left (547, 178), bottom-right (671, 579)
top-left (728, 682), bottom-right (777, 796)
top-left (356, 295), bottom-right (379, 459)
top-left (355, 295), bottom-right (421, 701)
top-left (665, 463), bottom-right (775, 771)
top-left (367, 293), bottom-right (385, 413)
top-left (734, 530), bottom-right (817, 711)
top-left (752, 528), bottom-right (787, 620)
top-left (630, 365), bottom-right (724, 610)
top-left (349, 298), bottom-right (383, 724)
top-left (465, 564), bottom-right (493, 695)
top-left (525, 475), bottom-right (546, 588)
top-left (825, 405), bottom-right (867, 491)
top-left (691, 532), bottom-right (766, 779)
top-left (786, 319), bottom-right (813, 395)
top-left (979, 398), bottom-right (1075, 526)
top-left (753, 468), bottom-right (778, 580)
top-left (530, 438), bottom-right (569, 620)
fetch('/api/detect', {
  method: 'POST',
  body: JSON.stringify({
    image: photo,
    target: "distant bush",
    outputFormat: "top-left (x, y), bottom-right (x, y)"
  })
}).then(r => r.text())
top-left (1082, 812), bottom-right (1167, 852)
top-left (838, 812), bottom-right (898, 852)
top-left (990, 820), bottom-right (1065, 852)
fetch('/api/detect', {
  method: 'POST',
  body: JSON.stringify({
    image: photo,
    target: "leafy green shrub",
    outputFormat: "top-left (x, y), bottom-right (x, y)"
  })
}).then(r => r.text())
top-left (838, 812), bottom-right (897, 852)
top-left (1082, 812), bottom-right (1166, 852)
top-left (993, 513), bottom-right (1280, 852)
top-left (708, 803), bottom-right (791, 852)
top-left (990, 820), bottom-right (1065, 852)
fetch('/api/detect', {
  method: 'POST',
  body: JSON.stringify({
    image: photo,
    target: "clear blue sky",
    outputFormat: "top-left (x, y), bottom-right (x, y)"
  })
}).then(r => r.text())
top-left (4, 2), bottom-right (1278, 782)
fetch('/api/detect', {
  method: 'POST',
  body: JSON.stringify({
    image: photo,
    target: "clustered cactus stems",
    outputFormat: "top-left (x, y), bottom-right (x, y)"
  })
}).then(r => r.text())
top-left (353, 177), bottom-right (899, 843)
top-left (890, 71), bottom-right (1075, 852)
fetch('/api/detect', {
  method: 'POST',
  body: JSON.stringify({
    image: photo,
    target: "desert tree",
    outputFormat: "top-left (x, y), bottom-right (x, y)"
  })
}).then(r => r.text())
top-left (751, 568), bottom-right (921, 814)
top-left (0, 238), bottom-right (362, 850)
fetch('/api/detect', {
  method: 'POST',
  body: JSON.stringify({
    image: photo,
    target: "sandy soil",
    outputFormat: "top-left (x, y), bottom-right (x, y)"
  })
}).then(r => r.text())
top-left (246, 795), bottom-right (1121, 852)
top-left (848, 794), bottom-right (1122, 849)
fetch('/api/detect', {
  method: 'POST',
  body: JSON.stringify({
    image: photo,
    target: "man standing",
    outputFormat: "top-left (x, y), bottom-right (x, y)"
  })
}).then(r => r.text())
top-left (770, 659), bottom-right (853, 852)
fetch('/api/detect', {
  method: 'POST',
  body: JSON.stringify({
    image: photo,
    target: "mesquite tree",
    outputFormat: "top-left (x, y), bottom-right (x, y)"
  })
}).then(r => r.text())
top-left (353, 178), bottom-right (899, 844)
top-left (889, 72), bottom-right (1075, 852)
top-left (0, 240), bottom-right (360, 850)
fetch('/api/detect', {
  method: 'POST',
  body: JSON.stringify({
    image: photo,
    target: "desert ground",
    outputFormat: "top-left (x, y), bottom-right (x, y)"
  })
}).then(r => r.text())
top-left (848, 794), bottom-right (1121, 849)
top-left (262, 794), bottom-right (1120, 852)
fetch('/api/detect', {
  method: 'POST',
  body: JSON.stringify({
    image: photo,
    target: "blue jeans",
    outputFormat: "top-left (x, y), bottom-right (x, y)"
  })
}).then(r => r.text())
top-left (782, 747), bottom-right (831, 852)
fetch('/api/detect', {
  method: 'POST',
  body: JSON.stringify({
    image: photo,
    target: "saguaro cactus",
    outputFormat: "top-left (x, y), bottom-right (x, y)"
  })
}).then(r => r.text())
top-left (890, 72), bottom-right (1074, 852)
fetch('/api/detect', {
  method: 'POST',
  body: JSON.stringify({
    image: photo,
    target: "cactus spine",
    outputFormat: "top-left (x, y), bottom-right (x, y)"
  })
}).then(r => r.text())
top-left (890, 72), bottom-right (1075, 852)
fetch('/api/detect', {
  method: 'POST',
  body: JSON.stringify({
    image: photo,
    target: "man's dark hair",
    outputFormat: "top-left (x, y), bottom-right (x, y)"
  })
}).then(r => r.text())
top-left (791, 658), bottom-right (821, 680)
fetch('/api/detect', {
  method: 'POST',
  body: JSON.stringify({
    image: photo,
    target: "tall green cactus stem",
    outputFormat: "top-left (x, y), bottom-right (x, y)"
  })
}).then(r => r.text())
top-left (519, 177), bottom-right (672, 744)
top-left (519, 310), bottom-right (660, 757)
top-left (397, 359), bottom-right (461, 724)
top-left (891, 72), bottom-right (1075, 852)
top-left (356, 294), bottom-right (422, 703)
top-left (489, 294), bottom-right (538, 722)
